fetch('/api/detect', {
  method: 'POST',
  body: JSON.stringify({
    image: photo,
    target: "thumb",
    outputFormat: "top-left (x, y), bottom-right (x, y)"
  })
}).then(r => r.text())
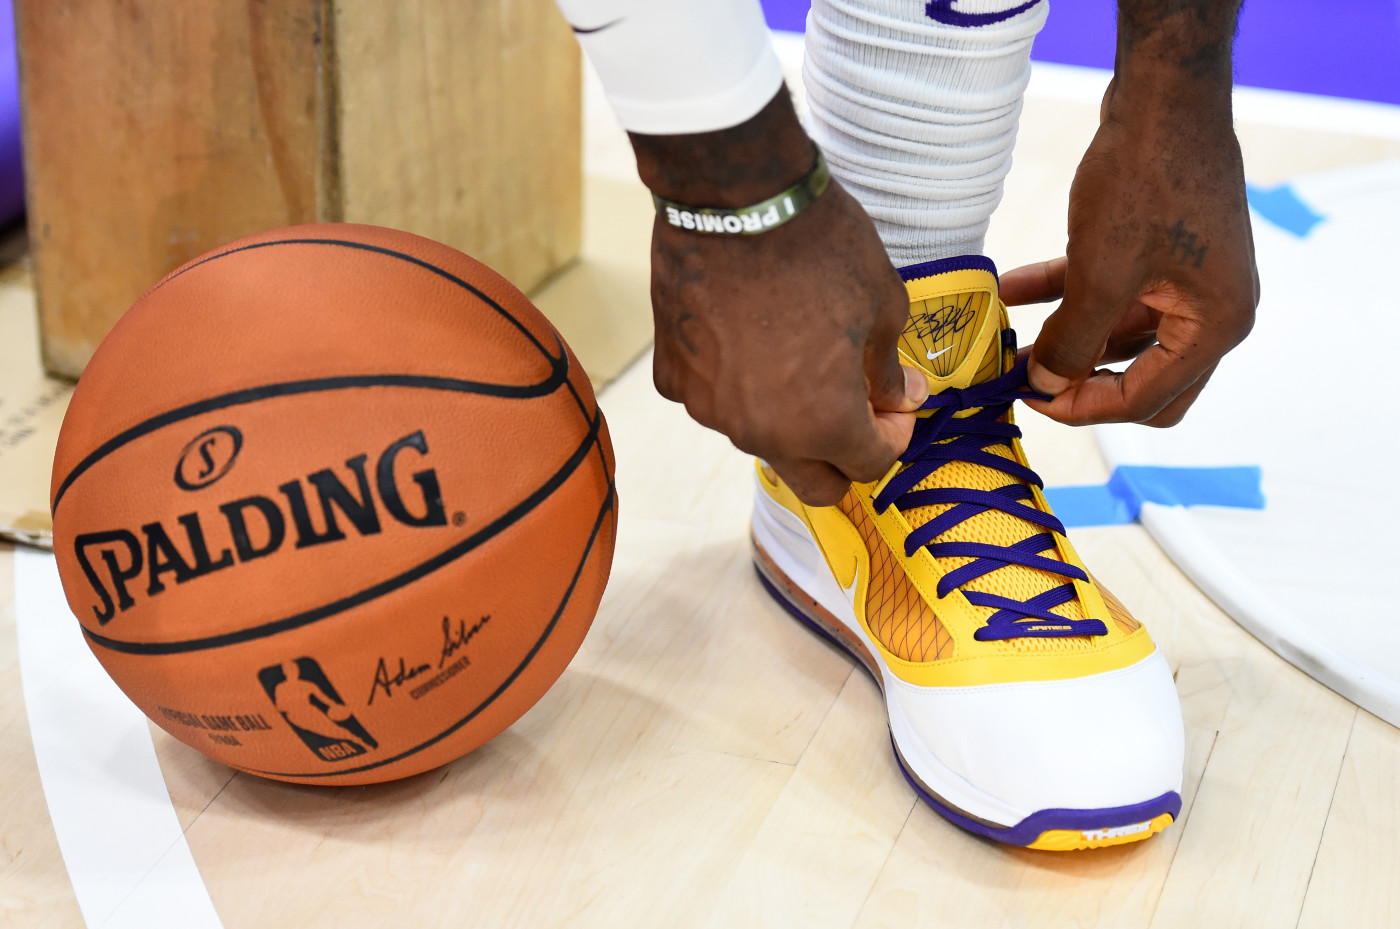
top-left (867, 351), bottom-right (924, 470)
top-left (869, 357), bottom-right (931, 413)
top-left (1002, 257), bottom-right (1088, 395)
top-left (1027, 267), bottom-right (1123, 397)
top-left (1028, 305), bottom-right (1111, 396)
top-left (865, 298), bottom-right (929, 413)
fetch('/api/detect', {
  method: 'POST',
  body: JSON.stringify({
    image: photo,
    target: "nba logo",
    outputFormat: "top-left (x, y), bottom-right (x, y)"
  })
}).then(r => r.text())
top-left (257, 658), bottom-right (379, 762)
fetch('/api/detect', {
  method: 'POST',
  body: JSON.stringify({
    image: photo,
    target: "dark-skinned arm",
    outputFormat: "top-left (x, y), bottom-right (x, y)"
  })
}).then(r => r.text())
top-left (631, 89), bottom-right (928, 505)
top-left (1001, 0), bottom-right (1259, 426)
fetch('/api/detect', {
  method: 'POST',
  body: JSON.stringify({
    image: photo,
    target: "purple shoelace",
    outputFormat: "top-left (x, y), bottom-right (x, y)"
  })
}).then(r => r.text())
top-left (871, 351), bottom-right (1108, 641)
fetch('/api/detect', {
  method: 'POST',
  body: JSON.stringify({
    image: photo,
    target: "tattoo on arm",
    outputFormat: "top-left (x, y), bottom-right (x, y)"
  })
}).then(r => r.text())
top-left (1166, 220), bottom-right (1208, 268)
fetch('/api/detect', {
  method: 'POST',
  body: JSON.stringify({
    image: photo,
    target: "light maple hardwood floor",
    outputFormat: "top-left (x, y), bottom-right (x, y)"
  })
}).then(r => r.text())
top-left (3, 58), bottom-right (1399, 929)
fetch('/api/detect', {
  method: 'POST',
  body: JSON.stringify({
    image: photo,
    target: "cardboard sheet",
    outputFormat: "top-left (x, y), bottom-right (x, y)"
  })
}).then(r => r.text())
top-left (0, 260), bottom-right (68, 550)
top-left (533, 174), bottom-right (656, 389)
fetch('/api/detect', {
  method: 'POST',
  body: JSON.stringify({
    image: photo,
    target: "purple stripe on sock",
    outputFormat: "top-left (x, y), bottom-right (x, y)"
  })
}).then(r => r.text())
top-left (925, 0), bottom-right (1043, 29)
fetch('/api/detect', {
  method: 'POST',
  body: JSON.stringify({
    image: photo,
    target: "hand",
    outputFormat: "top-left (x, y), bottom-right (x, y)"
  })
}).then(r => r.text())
top-left (1005, 8), bottom-right (1259, 427)
top-left (633, 92), bottom-right (928, 505)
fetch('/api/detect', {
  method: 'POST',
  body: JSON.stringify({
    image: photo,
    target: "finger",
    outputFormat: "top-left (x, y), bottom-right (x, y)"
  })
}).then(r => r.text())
top-left (1105, 301), bottom-right (1162, 344)
top-left (650, 341), bottom-right (685, 403)
top-left (1141, 362), bottom-right (1217, 427)
top-left (866, 280), bottom-right (930, 414)
top-left (873, 365), bottom-right (931, 412)
top-left (999, 257), bottom-right (1067, 306)
top-left (789, 369), bottom-right (917, 487)
top-left (819, 408), bottom-right (909, 485)
top-left (1051, 284), bottom-right (1241, 423)
top-left (1032, 361), bottom-right (1217, 428)
top-left (865, 349), bottom-right (930, 413)
top-left (767, 456), bottom-right (853, 507)
top-left (869, 408), bottom-right (917, 468)
top-left (1099, 332), bottom-right (1157, 365)
top-left (1026, 336), bottom-right (1206, 425)
top-left (1028, 258), bottom-right (1144, 395)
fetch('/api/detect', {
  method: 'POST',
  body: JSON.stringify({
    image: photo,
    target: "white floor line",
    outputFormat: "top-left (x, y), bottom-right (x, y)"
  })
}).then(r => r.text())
top-left (14, 548), bottom-right (222, 929)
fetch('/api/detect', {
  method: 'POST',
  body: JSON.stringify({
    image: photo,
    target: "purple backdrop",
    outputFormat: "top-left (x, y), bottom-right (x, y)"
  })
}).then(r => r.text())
top-left (0, 0), bottom-right (21, 224)
top-left (760, 0), bottom-right (1400, 106)
top-left (0, 0), bottom-right (21, 225)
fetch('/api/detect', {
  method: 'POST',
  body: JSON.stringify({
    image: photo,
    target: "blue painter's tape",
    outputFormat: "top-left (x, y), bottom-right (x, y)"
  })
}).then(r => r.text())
top-left (1045, 465), bottom-right (1264, 528)
top-left (1246, 183), bottom-right (1326, 238)
top-left (1041, 484), bottom-right (1134, 528)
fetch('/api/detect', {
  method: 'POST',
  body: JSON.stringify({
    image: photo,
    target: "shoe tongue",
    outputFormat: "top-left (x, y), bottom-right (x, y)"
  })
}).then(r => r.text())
top-left (892, 258), bottom-right (1092, 638)
top-left (897, 261), bottom-right (1004, 390)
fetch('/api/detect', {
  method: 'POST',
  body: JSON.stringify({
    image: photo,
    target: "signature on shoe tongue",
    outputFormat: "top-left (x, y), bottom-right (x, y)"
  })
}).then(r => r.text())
top-left (898, 275), bottom-right (1002, 389)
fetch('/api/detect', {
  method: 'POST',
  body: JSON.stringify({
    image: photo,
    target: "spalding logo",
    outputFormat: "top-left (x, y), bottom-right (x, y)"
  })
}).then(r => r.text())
top-left (175, 425), bottom-right (243, 490)
top-left (73, 430), bottom-right (449, 624)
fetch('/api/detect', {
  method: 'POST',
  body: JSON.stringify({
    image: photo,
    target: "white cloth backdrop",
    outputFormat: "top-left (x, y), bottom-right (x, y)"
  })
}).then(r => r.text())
top-left (1095, 161), bottom-right (1400, 727)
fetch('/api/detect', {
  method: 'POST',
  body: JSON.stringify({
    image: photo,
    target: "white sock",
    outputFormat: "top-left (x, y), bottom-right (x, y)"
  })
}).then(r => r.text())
top-left (803, 0), bottom-right (1049, 265)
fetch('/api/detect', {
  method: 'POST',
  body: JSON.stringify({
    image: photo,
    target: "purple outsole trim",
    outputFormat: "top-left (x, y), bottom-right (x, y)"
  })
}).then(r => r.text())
top-left (897, 255), bottom-right (998, 283)
top-left (752, 562), bottom-right (1184, 847)
top-left (893, 755), bottom-right (1182, 847)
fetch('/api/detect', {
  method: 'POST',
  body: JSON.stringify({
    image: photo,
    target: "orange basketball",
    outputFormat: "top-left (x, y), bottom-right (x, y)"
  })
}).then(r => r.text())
top-left (49, 224), bottom-right (617, 785)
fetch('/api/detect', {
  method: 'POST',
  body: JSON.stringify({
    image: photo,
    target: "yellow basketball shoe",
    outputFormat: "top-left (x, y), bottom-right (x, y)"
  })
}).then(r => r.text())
top-left (751, 256), bottom-right (1184, 851)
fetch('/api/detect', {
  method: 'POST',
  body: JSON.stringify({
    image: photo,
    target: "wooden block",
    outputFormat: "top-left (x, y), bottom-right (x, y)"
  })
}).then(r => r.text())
top-left (0, 266), bottom-right (69, 548)
top-left (532, 175), bottom-right (656, 390)
top-left (15, 0), bottom-right (581, 380)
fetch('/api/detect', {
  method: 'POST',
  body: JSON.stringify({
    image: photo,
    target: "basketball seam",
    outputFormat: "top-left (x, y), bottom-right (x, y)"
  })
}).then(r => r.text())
top-left (562, 375), bottom-right (615, 519)
top-left (146, 237), bottom-right (557, 363)
top-left (51, 359), bottom-right (569, 516)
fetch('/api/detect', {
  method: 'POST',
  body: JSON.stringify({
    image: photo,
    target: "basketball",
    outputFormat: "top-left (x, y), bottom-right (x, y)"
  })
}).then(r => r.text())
top-left (47, 223), bottom-right (617, 786)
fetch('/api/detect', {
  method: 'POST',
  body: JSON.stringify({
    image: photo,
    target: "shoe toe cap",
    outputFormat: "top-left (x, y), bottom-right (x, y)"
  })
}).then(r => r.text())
top-left (890, 650), bottom-right (1185, 817)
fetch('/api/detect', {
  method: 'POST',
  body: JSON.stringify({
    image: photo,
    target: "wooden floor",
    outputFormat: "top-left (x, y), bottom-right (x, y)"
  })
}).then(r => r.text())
top-left (4, 56), bottom-right (1400, 929)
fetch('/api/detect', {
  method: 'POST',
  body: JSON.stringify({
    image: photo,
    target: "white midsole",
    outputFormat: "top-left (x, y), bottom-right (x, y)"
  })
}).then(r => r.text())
top-left (751, 482), bottom-right (1034, 827)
